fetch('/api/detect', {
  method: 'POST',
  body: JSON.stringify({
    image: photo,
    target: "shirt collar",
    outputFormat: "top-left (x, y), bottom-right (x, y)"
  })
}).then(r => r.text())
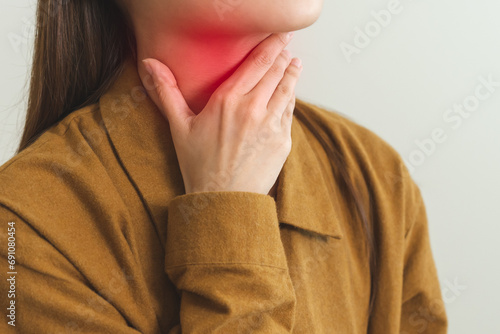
top-left (99, 56), bottom-right (344, 245)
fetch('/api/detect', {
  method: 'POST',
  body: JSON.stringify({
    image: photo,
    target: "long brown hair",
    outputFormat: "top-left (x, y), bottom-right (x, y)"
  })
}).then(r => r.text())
top-left (16, 0), bottom-right (135, 153)
top-left (17, 0), bottom-right (378, 320)
top-left (295, 106), bottom-right (378, 320)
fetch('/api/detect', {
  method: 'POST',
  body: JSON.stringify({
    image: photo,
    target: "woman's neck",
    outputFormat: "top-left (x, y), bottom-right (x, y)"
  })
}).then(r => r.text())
top-left (136, 30), bottom-right (271, 114)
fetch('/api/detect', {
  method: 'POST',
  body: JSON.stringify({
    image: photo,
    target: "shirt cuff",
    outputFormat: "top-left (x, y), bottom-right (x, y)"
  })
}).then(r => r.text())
top-left (165, 191), bottom-right (288, 269)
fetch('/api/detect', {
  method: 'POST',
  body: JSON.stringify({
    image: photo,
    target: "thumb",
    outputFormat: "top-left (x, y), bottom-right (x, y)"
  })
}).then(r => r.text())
top-left (141, 58), bottom-right (194, 130)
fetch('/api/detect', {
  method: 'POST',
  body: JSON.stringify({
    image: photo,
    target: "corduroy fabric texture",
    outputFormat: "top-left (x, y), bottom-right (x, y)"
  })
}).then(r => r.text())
top-left (0, 56), bottom-right (447, 333)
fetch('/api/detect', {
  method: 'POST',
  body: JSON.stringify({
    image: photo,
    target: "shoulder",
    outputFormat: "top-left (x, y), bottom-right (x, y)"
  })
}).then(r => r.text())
top-left (295, 98), bottom-right (404, 171)
top-left (0, 103), bottom-right (123, 228)
top-left (0, 103), bottom-right (102, 183)
top-left (295, 98), bottom-right (423, 234)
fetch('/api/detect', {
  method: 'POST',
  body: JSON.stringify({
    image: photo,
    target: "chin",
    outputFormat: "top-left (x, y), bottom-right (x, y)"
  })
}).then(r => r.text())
top-left (255, 0), bottom-right (324, 33)
top-left (179, 0), bottom-right (324, 36)
top-left (289, 9), bottom-right (323, 30)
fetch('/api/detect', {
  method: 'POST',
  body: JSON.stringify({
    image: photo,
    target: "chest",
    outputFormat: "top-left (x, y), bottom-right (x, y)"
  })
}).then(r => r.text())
top-left (278, 224), bottom-right (372, 333)
top-left (119, 187), bottom-right (372, 333)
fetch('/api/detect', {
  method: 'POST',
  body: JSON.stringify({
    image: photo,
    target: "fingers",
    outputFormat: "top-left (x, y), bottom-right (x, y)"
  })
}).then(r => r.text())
top-left (281, 94), bottom-right (296, 137)
top-left (267, 58), bottom-right (302, 120)
top-left (142, 58), bottom-right (194, 130)
top-left (224, 32), bottom-right (294, 95)
top-left (247, 49), bottom-right (292, 105)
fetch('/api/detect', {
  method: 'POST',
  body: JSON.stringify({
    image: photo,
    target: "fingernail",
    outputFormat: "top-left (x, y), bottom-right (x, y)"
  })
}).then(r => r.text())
top-left (142, 59), bottom-right (153, 76)
top-left (141, 59), bottom-right (154, 91)
top-left (291, 58), bottom-right (302, 68)
top-left (287, 31), bottom-right (294, 39)
top-left (142, 58), bottom-right (176, 87)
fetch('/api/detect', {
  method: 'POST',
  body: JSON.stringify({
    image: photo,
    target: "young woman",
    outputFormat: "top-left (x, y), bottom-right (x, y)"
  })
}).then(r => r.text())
top-left (0, 0), bottom-right (447, 333)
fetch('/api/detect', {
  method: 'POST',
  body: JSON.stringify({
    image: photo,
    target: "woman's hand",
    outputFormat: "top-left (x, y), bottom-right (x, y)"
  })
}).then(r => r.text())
top-left (141, 32), bottom-right (302, 196)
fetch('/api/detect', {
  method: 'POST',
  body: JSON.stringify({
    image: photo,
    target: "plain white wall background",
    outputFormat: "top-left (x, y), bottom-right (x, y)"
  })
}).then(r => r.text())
top-left (1, 0), bottom-right (499, 332)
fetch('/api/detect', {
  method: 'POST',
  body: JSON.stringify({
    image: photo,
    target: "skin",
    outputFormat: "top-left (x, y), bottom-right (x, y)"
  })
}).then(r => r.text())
top-left (116, 0), bottom-right (324, 197)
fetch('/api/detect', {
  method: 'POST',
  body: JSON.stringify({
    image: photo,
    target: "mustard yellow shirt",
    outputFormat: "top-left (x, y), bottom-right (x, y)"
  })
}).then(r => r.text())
top-left (0, 57), bottom-right (447, 333)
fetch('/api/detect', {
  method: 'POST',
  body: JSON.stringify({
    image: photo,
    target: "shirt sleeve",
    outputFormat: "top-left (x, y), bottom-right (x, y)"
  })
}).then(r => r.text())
top-left (0, 205), bottom-right (142, 334)
top-left (165, 191), bottom-right (297, 333)
top-left (399, 187), bottom-right (448, 333)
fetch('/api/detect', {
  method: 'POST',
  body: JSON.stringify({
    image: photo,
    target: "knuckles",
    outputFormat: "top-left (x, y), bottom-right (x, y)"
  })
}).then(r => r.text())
top-left (285, 64), bottom-right (301, 77)
top-left (277, 33), bottom-right (290, 46)
top-left (269, 53), bottom-right (289, 76)
top-left (276, 83), bottom-right (292, 98)
top-left (269, 62), bottom-right (283, 76)
top-left (244, 98), bottom-right (264, 116)
top-left (213, 89), bottom-right (238, 110)
top-left (251, 50), bottom-right (274, 69)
